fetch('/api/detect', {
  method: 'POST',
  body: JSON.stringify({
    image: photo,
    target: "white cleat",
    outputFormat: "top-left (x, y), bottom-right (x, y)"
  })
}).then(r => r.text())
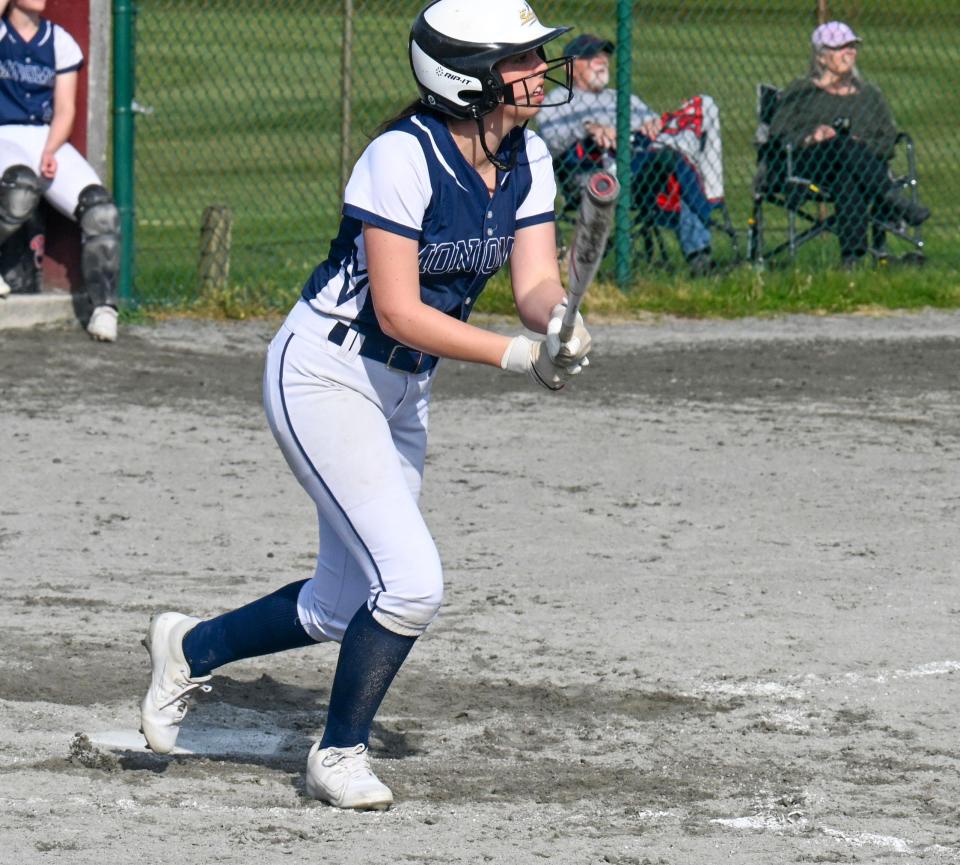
top-left (87, 305), bottom-right (118, 342)
top-left (139, 612), bottom-right (211, 753)
top-left (305, 742), bottom-right (394, 810)
top-left (0, 274), bottom-right (11, 297)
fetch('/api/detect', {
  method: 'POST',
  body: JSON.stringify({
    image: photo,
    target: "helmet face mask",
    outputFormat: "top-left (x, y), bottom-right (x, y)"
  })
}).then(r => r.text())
top-left (499, 55), bottom-right (574, 115)
top-left (409, 0), bottom-right (573, 120)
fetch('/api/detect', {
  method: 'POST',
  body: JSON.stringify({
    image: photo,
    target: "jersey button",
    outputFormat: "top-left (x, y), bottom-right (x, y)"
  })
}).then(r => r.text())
top-left (465, 297), bottom-right (472, 305)
top-left (486, 211), bottom-right (493, 218)
top-left (486, 228), bottom-right (494, 236)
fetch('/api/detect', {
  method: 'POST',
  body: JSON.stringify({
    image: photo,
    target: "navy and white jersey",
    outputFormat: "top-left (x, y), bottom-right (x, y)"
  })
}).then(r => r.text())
top-left (0, 17), bottom-right (83, 126)
top-left (293, 111), bottom-right (556, 341)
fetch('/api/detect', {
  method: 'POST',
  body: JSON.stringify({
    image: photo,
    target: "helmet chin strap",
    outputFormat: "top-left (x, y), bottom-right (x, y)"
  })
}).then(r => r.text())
top-left (475, 117), bottom-right (521, 173)
top-left (473, 79), bottom-right (533, 172)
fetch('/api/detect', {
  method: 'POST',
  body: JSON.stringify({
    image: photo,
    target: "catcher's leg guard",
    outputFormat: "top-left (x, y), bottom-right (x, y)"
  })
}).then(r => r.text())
top-left (75, 184), bottom-right (120, 307)
top-left (0, 165), bottom-right (41, 245)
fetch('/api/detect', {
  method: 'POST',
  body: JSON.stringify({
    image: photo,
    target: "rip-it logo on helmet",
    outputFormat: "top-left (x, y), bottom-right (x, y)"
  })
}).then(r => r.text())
top-left (438, 67), bottom-right (471, 84)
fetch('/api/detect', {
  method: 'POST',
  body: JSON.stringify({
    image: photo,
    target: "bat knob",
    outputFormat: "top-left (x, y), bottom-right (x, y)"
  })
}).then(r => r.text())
top-left (587, 171), bottom-right (621, 202)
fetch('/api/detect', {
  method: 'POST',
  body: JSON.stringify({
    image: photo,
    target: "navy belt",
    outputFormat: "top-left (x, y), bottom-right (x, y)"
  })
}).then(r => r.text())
top-left (327, 321), bottom-right (438, 374)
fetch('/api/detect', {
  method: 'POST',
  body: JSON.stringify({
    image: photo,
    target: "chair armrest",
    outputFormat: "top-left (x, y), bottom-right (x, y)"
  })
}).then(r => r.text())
top-left (890, 131), bottom-right (918, 187)
top-left (784, 141), bottom-right (794, 175)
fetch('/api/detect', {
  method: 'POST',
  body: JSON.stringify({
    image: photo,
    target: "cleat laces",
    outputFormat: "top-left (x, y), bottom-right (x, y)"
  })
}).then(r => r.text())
top-left (158, 680), bottom-right (212, 716)
top-left (322, 744), bottom-right (376, 781)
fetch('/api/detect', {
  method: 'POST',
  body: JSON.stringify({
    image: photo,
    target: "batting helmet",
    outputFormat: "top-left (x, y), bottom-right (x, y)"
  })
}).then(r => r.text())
top-left (409, 0), bottom-right (573, 120)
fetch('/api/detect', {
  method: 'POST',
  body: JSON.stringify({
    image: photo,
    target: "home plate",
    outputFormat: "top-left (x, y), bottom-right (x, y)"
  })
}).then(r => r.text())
top-left (89, 728), bottom-right (285, 756)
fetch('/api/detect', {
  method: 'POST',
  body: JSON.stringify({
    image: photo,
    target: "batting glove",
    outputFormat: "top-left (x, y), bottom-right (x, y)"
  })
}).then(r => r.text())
top-left (500, 335), bottom-right (571, 391)
top-left (546, 302), bottom-right (592, 374)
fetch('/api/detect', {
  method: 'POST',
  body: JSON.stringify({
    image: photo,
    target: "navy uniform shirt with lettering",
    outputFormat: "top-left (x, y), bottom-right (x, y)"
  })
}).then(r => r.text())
top-left (290, 111), bottom-right (557, 348)
top-left (0, 16), bottom-right (83, 126)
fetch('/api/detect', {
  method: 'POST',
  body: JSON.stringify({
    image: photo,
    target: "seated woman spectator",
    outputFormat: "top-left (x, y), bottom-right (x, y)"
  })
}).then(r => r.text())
top-left (0, 0), bottom-right (121, 341)
top-left (767, 21), bottom-right (929, 267)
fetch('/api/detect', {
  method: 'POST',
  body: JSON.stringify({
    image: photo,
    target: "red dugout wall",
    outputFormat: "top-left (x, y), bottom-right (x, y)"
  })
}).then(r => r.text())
top-left (41, 0), bottom-right (90, 292)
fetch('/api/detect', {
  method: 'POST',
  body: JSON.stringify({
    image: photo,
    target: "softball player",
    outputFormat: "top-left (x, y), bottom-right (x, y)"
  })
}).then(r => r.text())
top-left (140, 0), bottom-right (591, 810)
top-left (0, 0), bottom-right (121, 341)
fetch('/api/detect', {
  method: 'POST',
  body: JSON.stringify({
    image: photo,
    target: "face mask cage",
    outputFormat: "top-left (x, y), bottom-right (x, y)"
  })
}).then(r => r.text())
top-left (499, 55), bottom-right (574, 110)
top-left (471, 54), bottom-right (573, 172)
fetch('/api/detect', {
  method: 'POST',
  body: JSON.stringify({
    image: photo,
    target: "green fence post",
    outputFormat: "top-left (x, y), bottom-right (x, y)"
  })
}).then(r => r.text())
top-left (614, 0), bottom-right (632, 289)
top-left (112, 0), bottom-right (136, 305)
top-left (339, 0), bottom-right (354, 196)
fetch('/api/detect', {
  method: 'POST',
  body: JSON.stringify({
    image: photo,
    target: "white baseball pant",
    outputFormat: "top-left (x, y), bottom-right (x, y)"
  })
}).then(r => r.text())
top-left (0, 124), bottom-right (101, 217)
top-left (263, 321), bottom-right (444, 641)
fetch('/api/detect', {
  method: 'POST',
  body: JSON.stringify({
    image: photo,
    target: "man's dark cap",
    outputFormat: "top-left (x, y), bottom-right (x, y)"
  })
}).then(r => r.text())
top-left (563, 33), bottom-right (615, 59)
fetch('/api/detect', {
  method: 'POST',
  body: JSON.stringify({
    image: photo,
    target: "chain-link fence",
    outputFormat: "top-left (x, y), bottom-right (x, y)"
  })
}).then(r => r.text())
top-left (130, 1), bottom-right (960, 305)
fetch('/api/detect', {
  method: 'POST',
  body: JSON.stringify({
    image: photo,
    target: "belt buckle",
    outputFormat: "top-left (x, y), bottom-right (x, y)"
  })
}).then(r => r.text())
top-left (386, 344), bottom-right (423, 373)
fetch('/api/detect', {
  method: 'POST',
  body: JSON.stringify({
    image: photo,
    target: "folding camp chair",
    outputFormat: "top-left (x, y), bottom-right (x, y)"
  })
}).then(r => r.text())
top-left (638, 138), bottom-right (740, 272)
top-left (553, 143), bottom-right (680, 272)
top-left (553, 117), bottom-right (740, 274)
top-left (748, 83), bottom-right (925, 268)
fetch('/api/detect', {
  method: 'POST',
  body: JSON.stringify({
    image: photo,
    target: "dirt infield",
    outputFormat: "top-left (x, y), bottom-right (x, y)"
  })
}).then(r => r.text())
top-left (1, 310), bottom-right (958, 864)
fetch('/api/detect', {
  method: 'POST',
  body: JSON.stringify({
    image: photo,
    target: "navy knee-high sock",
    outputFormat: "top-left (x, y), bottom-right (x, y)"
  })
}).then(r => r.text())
top-left (182, 579), bottom-right (316, 677)
top-left (320, 603), bottom-right (417, 749)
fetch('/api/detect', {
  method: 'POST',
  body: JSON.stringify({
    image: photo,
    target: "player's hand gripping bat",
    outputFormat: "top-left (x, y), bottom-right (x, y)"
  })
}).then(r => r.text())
top-left (559, 170), bottom-right (621, 343)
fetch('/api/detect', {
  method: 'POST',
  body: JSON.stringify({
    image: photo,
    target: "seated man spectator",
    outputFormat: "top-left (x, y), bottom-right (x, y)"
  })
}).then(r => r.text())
top-left (538, 33), bottom-right (720, 276)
